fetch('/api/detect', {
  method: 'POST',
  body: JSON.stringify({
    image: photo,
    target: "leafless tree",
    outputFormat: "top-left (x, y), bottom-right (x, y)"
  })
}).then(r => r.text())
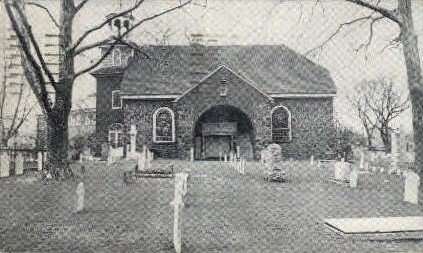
top-left (0, 47), bottom-right (33, 148)
top-left (348, 88), bottom-right (377, 148)
top-left (349, 79), bottom-right (409, 151)
top-left (4, 0), bottom-right (193, 179)
top-left (306, 0), bottom-right (423, 204)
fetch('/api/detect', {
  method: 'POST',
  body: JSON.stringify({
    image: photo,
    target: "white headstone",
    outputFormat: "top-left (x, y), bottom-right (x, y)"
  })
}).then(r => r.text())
top-left (190, 147), bottom-right (194, 162)
top-left (0, 152), bottom-right (10, 178)
top-left (15, 153), bottom-right (24, 175)
top-left (37, 151), bottom-right (43, 171)
top-left (236, 146), bottom-right (240, 159)
top-left (224, 154), bottom-right (227, 162)
top-left (172, 173), bottom-right (186, 253)
top-left (359, 150), bottom-right (364, 169)
top-left (334, 162), bottom-right (351, 182)
top-left (404, 171), bottom-right (420, 204)
top-left (349, 168), bottom-right (359, 188)
top-left (310, 155), bottom-right (314, 166)
top-left (130, 125), bottom-right (137, 153)
top-left (76, 182), bottom-right (84, 212)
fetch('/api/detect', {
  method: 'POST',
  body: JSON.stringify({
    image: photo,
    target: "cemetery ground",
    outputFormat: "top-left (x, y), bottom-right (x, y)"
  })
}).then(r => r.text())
top-left (0, 160), bottom-right (422, 253)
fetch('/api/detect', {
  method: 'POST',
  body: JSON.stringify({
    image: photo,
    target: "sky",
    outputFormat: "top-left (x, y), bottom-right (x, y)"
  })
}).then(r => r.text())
top-left (1, 0), bottom-right (422, 137)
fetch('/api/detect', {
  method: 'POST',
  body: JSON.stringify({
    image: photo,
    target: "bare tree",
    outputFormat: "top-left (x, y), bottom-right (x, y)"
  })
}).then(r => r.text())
top-left (306, 0), bottom-right (423, 204)
top-left (4, 0), bottom-right (193, 179)
top-left (0, 46), bottom-right (33, 148)
top-left (348, 87), bottom-right (377, 148)
top-left (349, 79), bottom-right (409, 151)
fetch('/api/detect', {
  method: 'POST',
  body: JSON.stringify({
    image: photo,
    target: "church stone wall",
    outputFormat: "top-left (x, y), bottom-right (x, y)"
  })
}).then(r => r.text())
top-left (122, 68), bottom-right (336, 160)
top-left (272, 97), bottom-right (336, 159)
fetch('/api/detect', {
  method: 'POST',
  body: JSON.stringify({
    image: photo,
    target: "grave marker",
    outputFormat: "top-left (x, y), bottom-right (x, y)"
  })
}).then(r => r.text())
top-left (0, 152), bottom-right (10, 178)
top-left (37, 151), bottom-right (43, 171)
top-left (190, 147), bottom-right (194, 162)
top-left (310, 155), bottom-right (314, 166)
top-left (404, 171), bottom-right (420, 204)
top-left (349, 168), bottom-right (358, 188)
top-left (334, 161), bottom-right (350, 182)
top-left (172, 173), bottom-right (187, 253)
top-left (15, 152), bottom-right (24, 175)
top-left (76, 182), bottom-right (84, 212)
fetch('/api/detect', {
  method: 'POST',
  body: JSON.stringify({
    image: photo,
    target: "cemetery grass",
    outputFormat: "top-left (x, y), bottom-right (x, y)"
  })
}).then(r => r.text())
top-left (0, 160), bottom-right (421, 252)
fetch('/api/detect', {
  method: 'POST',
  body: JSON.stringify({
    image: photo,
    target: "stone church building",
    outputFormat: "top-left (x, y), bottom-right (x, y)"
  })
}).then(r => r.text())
top-left (92, 16), bottom-right (337, 160)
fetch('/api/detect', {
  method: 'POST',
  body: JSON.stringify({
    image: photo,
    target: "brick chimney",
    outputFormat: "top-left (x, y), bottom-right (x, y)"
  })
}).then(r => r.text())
top-left (189, 34), bottom-right (208, 86)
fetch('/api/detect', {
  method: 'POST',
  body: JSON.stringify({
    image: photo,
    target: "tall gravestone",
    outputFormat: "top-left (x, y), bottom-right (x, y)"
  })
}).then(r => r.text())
top-left (0, 152), bottom-right (10, 178)
top-left (130, 125), bottom-right (137, 154)
top-left (15, 153), bottom-right (24, 176)
top-left (404, 171), bottom-right (420, 204)
top-left (391, 129), bottom-right (400, 173)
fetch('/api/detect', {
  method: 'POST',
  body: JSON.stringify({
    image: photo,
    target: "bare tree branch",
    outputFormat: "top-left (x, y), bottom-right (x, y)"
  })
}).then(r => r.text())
top-left (354, 15), bottom-right (385, 54)
top-left (4, 0), bottom-right (52, 114)
top-left (74, 0), bottom-right (192, 78)
top-left (71, 0), bottom-right (146, 53)
top-left (305, 14), bottom-right (383, 56)
top-left (12, 2), bottom-right (57, 88)
top-left (74, 0), bottom-right (90, 13)
top-left (26, 2), bottom-right (59, 28)
top-left (345, 0), bottom-right (401, 24)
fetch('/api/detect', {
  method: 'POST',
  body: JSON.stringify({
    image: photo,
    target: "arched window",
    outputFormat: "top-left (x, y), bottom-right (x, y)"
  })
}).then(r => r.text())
top-left (112, 49), bottom-right (122, 66)
top-left (153, 107), bottom-right (175, 143)
top-left (109, 123), bottom-right (123, 148)
top-left (271, 106), bottom-right (292, 143)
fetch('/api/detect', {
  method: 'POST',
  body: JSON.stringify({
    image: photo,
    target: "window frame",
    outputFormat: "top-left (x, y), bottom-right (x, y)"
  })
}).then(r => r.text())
top-left (153, 107), bottom-right (175, 143)
top-left (108, 123), bottom-right (124, 149)
top-left (111, 90), bottom-right (122, 109)
top-left (112, 48), bottom-right (122, 66)
top-left (271, 105), bottom-right (292, 143)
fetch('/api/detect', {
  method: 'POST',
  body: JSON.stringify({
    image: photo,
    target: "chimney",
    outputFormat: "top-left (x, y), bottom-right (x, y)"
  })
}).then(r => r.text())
top-left (189, 33), bottom-right (208, 86)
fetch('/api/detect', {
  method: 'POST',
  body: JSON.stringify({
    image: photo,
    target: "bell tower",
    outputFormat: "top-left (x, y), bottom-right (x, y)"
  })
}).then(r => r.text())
top-left (100, 4), bottom-right (136, 68)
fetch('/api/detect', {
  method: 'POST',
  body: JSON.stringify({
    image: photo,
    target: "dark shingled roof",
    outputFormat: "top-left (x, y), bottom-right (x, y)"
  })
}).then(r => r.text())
top-left (118, 45), bottom-right (336, 95)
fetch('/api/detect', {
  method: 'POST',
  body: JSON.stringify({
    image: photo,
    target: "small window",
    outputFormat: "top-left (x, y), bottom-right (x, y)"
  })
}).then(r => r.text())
top-left (112, 49), bottom-right (122, 66)
top-left (271, 106), bottom-right (292, 142)
top-left (220, 78), bottom-right (227, 96)
top-left (109, 123), bottom-right (123, 148)
top-left (153, 107), bottom-right (175, 143)
top-left (112, 90), bottom-right (122, 109)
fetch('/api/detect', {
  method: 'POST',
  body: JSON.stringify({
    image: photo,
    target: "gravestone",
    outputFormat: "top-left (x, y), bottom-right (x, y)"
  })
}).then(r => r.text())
top-left (37, 151), bottom-right (43, 171)
top-left (310, 155), bottom-right (314, 166)
top-left (404, 171), bottom-right (420, 204)
top-left (349, 168), bottom-right (359, 188)
top-left (391, 129), bottom-right (400, 173)
top-left (334, 161), bottom-right (351, 182)
top-left (76, 182), bottom-right (84, 212)
top-left (15, 153), bottom-right (24, 176)
top-left (359, 150), bottom-right (364, 169)
top-left (130, 125), bottom-right (137, 153)
top-left (0, 152), bottom-right (10, 178)
top-left (190, 147), bottom-right (194, 162)
top-left (267, 143), bottom-right (282, 163)
top-left (172, 173), bottom-right (187, 253)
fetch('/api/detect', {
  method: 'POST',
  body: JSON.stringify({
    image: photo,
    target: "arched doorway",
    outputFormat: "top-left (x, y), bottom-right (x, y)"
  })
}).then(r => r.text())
top-left (193, 105), bottom-right (255, 160)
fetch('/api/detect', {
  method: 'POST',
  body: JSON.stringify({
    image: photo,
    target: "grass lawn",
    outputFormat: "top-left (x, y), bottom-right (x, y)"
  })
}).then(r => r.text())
top-left (0, 159), bottom-right (422, 252)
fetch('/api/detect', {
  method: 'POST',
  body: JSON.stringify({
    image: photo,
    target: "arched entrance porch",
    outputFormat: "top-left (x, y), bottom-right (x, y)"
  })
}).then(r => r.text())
top-left (193, 105), bottom-right (255, 160)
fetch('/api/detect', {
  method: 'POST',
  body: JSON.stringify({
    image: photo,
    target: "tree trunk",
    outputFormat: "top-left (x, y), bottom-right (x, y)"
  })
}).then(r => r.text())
top-left (45, 0), bottom-right (75, 179)
top-left (380, 126), bottom-right (391, 153)
top-left (399, 0), bottom-right (423, 206)
top-left (46, 111), bottom-right (71, 178)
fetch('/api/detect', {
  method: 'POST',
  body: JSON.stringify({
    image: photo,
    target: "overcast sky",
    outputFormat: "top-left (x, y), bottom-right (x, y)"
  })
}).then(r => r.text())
top-left (1, 0), bottom-right (422, 136)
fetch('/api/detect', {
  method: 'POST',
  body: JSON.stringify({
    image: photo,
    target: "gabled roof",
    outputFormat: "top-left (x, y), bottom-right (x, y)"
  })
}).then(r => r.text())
top-left (116, 45), bottom-right (337, 96)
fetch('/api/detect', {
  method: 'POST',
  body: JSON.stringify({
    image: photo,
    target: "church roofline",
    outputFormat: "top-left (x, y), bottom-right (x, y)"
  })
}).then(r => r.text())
top-left (270, 93), bottom-right (336, 98)
top-left (173, 65), bottom-right (274, 102)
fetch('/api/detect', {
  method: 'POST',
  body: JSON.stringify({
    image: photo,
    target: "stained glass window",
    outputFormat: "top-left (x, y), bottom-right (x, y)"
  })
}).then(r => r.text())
top-left (272, 106), bottom-right (291, 142)
top-left (153, 108), bottom-right (175, 143)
